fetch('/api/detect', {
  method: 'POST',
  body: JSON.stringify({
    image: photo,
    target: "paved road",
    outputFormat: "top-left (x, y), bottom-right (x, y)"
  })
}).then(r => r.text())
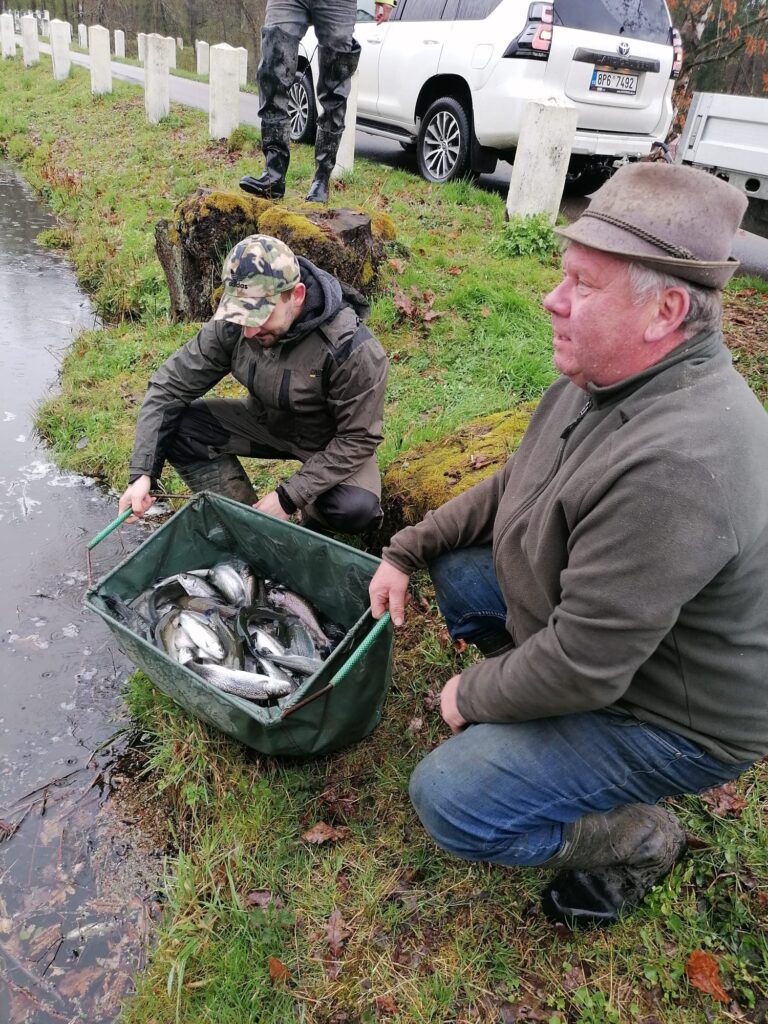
top-left (20, 40), bottom-right (768, 273)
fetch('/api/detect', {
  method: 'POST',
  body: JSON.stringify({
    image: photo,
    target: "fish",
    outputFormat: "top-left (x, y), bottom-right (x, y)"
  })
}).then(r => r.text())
top-left (268, 652), bottom-right (324, 677)
top-left (177, 610), bottom-right (226, 662)
top-left (265, 586), bottom-right (331, 651)
top-left (190, 662), bottom-right (293, 701)
top-left (103, 593), bottom-right (152, 640)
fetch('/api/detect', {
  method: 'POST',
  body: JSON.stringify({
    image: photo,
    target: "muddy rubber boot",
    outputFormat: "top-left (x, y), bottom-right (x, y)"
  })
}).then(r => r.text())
top-left (240, 123), bottom-right (291, 199)
top-left (174, 456), bottom-right (258, 506)
top-left (541, 804), bottom-right (687, 927)
top-left (306, 127), bottom-right (342, 204)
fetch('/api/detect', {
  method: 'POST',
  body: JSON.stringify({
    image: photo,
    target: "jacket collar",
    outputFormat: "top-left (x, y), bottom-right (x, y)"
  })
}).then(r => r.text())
top-left (585, 328), bottom-right (726, 408)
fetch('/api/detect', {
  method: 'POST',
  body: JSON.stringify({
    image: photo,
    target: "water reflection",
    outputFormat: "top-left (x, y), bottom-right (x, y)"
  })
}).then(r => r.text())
top-left (0, 162), bottom-right (161, 1023)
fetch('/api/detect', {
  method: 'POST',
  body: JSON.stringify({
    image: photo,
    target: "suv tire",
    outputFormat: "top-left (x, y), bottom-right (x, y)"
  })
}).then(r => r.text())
top-left (289, 69), bottom-right (317, 145)
top-left (564, 156), bottom-right (613, 197)
top-left (417, 97), bottom-right (472, 183)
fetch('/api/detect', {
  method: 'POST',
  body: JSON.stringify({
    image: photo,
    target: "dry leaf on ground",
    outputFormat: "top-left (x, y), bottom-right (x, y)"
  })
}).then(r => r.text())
top-left (685, 950), bottom-right (730, 1003)
top-left (268, 955), bottom-right (291, 984)
top-left (301, 821), bottom-right (351, 845)
top-left (326, 908), bottom-right (352, 957)
top-left (700, 782), bottom-right (748, 817)
top-left (246, 890), bottom-right (284, 910)
top-left (375, 993), bottom-right (398, 1015)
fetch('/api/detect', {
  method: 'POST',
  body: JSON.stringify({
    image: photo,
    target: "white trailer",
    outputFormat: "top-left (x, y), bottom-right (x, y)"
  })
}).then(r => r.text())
top-left (676, 91), bottom-right (768, 236)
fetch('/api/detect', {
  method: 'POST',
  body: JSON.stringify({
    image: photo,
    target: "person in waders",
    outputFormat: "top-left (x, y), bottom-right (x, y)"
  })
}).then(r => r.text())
top-left (239, 0), bottom-right (360, 204)
top-left (369, 162), bottom-right (768, 927)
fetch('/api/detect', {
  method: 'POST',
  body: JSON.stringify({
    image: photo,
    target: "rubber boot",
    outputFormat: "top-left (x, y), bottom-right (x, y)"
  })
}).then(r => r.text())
top-left (306, 127), bottom-right (342, 204)
top-left (240, 123), bottom-right (291, 199)
top-left (541, 804), bottom-right (687, 927)
top-left (473, 630), bottom-right (515, 659)
top-left (174, 456), bottom-right (258, 506)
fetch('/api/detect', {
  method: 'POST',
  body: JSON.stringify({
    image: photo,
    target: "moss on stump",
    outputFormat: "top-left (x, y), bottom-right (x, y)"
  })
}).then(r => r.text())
top-left (380, 405), bottom-right (536, 545)
top-left (155, 188), bottom-right (395, 322)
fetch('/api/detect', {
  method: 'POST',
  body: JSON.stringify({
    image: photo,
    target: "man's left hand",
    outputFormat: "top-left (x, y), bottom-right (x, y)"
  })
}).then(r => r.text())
top-left (440, 674), bottom-right (468, 734)
top-left (254, 490), bottom-right (292, 520)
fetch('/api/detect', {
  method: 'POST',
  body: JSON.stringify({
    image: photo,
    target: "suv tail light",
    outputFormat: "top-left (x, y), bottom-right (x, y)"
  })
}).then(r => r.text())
top-left (670, 27), bottom-right (683, 78)
top-left (503, 3), bottom-right (553, 61)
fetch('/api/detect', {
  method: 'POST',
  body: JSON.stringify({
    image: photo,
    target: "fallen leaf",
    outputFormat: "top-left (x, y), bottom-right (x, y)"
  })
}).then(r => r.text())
top-left (375, 994), bottom-right (398, 1015)
top-left (480, 306), bottom-right (491, 317)
top-left (388, 257), bottom-right (405, 274)
top-left (438, 627), bottom-right (451, 648)
top-left (393, 287), bottom-right (416, 319)
top-left (421, 310), bottom-right (441, 323)
top-left (268, 955), bottom-right (291, 984)
top-left (452, 638), bottom-right (468, 654)
top-left (468, 453), bottom-right (493, 470)
top-left (302, 822), bottom-right (351, 845)
top-left (686, 949), bottom-right (730, 1003)
top-left (700, 782), bottom-right (748, 817)
top-left (447, 266), bottom-right (462, 276)
top-left (407, 717), bottom-right (423, 736)
top-left (326, 908), bottom-right (352, 957)
top-left (246, 890), bottom-right (284, 910)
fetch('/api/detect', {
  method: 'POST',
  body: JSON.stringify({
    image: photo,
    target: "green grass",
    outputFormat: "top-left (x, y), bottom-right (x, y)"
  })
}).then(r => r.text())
top-left (2, 52), bottom-right (767, 1024)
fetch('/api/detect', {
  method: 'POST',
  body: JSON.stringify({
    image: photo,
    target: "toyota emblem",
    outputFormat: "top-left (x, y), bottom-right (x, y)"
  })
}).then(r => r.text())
top-left (618, 41), bottom-right (630, 56)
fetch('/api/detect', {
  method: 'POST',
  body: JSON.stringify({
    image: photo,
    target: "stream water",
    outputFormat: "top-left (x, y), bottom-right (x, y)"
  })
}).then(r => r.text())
top-left (0, 163), bottom-right (163, 1023)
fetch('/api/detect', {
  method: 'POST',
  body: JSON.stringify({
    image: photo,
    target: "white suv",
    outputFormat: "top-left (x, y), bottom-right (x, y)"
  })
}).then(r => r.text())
top-left (291, 0), bottom-right (682, 193)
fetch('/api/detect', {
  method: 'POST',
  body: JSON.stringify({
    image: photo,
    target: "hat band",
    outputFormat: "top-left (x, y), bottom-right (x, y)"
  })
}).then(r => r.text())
top-left (580, 210), bottom-right (700, 261)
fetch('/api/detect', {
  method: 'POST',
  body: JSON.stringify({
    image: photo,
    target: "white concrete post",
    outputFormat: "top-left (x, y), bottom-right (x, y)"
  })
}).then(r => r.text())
top-left (237, 45), bottom-right (247, 87)
top-left (195, 39), bottom-right (209, 75)
top-left (164, 35), bottom-right (175, 69)
top-left (21, 14), bottom-right (39, 65)
top-left (42, 10), bottom-right (49, 37)
top-left (176, 36), bottom-right (182, 49)
top-left (77, 22), bottom-right (86, 47)
top-left (505, 98), bottom-right (579, 223)
top-left (0, 13), bottom-right (15, 58)
top-left (209, 43), bottom-right (240, 140)
top-left (137, 31), bottom-right (146, 62)
top-left (145, 32), bottom-right (170, 123)
top-left (49, 18), bottom-right (71, 79)
top-left (332, 69), bottom-right (359, 180)
top-left (114, 29), bottom-right (124, 58)
top-left (89, 24), bottom-right (111, 94)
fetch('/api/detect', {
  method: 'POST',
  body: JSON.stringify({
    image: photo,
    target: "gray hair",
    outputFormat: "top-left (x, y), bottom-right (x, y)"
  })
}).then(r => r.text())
top-left (626, 262), bottom-right (722, 337)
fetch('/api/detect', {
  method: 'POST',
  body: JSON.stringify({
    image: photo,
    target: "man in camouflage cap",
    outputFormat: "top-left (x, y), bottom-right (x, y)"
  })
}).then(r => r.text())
top-left (239, 0), bottom-right (360, 204)
top-left (119, 234), bottom-right (388, 533)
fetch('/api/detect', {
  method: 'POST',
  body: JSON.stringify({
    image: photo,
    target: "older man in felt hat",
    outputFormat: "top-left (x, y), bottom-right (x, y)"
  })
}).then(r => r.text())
top-left (119, 234), bottom-right (388, 534)
top-left (369, 163), bottom-right (768, 926)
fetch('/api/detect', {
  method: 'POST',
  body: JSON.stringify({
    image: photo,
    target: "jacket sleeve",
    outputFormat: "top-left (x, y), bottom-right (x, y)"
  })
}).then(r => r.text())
top-left (382, 458), bottom-right (516, 573)
top-left (127, 320), bottom-right (239, 483)
top-left (279, 330), bottom-right (389, 509)
top-left (455, 449), bottom-right (739, 723)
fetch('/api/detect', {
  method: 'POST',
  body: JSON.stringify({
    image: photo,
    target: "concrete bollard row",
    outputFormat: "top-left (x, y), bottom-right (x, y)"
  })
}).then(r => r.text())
top-left (114, 28), bottom-right (125, 59)
top-left (237, 45), bottom-right (247, 87)
top-left (164, 35), bottom-right (176, 70)
top-left (209, 43), bottom-right (240, 140)
top-left (137, 31), bottom-right (146, 63)
top-left (77, 22), bottom-right (87, 48)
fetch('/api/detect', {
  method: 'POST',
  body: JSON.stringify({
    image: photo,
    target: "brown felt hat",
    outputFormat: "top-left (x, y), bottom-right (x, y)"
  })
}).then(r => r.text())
top-left (556, 162), bottom-right (748, 289)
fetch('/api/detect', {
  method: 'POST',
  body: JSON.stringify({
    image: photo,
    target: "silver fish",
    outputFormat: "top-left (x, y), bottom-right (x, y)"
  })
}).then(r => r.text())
top-left (178, 611), bottom-right (225, 662)
top-left (269, 652), bottom-right (324, 676)
top-left (250, 626), bottom-right (284, 658)
top-left (266, 587), bottom-right (330, 650)
top-left (191, 662), bottom-right (292, 701)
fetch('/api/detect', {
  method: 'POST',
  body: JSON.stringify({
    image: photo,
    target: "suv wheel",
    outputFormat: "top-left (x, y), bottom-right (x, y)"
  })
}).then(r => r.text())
top-left (417, 97), bottom-right (472, 184)
top-left (564, 156), bottom-right (613, 197)
top-left (289, 69), bottom-right (317, 145)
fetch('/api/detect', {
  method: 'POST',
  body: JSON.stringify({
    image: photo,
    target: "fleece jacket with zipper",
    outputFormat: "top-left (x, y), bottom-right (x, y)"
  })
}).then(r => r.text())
top-left (384, 329), bottom-right (768, 764)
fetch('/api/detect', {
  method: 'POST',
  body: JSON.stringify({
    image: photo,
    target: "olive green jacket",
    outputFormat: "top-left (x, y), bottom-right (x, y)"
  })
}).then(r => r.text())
top-left (384, 330), bottom-right (768, 763)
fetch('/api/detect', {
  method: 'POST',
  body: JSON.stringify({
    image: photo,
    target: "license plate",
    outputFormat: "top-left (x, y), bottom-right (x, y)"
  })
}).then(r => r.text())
top-left (590, 68), bottom-right (638, 95)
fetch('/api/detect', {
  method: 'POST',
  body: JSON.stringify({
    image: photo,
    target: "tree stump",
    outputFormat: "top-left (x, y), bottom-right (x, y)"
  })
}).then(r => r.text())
top-left (155, 188), bottom-right (396, 322)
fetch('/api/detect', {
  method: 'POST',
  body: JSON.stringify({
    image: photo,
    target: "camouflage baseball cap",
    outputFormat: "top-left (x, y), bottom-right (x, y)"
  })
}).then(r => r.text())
top-left (213, 234), bottom-right (301, 328)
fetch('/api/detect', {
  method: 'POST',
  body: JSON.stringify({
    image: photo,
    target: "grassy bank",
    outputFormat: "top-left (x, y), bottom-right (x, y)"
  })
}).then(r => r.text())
top-left (2, 52), bottom-right (768, 1024)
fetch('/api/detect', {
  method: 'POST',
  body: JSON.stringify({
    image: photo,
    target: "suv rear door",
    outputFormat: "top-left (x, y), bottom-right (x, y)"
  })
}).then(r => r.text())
top-left (374, 0), bottom-right (455, 126)
top-left (548, 0), bottom-right (674, 134)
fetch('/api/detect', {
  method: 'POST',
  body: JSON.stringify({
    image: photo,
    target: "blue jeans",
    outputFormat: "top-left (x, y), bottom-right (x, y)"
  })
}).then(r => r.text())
top-left (412, 547), bottom-right (752, 866)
